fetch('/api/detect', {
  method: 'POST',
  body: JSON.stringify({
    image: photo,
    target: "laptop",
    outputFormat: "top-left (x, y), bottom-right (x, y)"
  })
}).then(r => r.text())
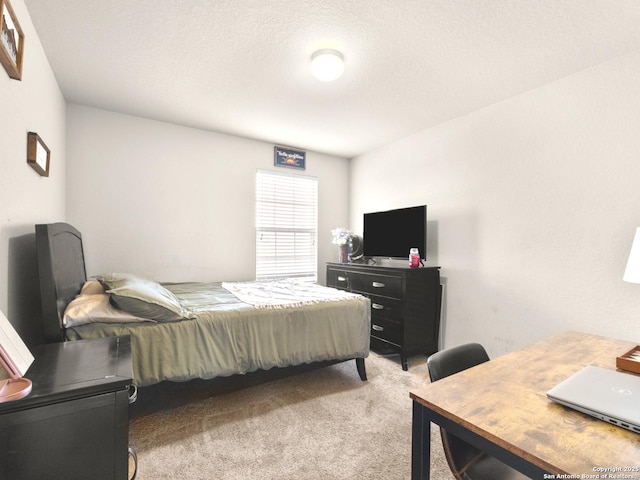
top-left (546, 365), bottom-right (640, 434)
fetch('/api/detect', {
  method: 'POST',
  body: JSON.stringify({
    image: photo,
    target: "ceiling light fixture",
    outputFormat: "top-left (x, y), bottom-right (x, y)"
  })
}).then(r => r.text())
top-left (311, 49), bottom-right (345, 82)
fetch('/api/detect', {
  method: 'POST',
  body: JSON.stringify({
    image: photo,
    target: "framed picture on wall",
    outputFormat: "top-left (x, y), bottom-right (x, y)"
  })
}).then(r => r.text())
top-left (274, 146), bottom-right (306, 170)
top-left (27, 132), bottom-right (51, 177)
top-left (0, 0), bottom-right (24, 80)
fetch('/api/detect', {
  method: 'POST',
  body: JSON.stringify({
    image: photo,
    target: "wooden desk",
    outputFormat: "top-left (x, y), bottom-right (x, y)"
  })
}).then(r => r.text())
top-left (410, 331), bottom-right (640, 479)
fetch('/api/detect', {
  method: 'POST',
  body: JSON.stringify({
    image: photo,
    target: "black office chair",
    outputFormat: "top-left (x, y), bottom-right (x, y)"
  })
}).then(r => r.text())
top-left (427, 343), bottom-right (529, 480)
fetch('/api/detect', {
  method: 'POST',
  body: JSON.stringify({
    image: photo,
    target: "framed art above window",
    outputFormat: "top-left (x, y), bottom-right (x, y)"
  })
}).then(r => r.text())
top-left (27, 132), bottom-right (50, 177)
top-left (274, 146), bottom-right (306, 170)
top-left (0, 0), bottom-right (24, 80)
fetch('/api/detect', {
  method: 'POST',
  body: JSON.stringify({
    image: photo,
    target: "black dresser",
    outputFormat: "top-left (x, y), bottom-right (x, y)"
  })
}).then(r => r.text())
top-left (0, 336), bottom-right (133, 480)
top-left (327, 262), bottom-right (442, 370)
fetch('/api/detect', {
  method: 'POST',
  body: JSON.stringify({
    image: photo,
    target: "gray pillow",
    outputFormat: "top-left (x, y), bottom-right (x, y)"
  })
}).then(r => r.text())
top-left (95, 273), bottom-right (191, 322)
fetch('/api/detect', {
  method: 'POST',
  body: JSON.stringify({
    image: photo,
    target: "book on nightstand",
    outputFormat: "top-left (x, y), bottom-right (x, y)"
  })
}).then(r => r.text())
top-left (0, 309), bottom-right (34, 401)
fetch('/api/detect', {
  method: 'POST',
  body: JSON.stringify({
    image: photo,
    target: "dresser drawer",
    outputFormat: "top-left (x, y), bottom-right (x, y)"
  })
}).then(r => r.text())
top-left (368, 294), bottom-right (403, 323)
top-left (370, 318), bottom-right (402, 345)
top-left (327, 269), bottom-right (350, 290)
top-left (351, 273), bottom-right (402, 298)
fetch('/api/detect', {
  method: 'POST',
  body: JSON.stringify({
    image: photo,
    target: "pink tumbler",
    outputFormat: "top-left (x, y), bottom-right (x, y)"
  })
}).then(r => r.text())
top-left (409, 248), bottom-right (420, 268)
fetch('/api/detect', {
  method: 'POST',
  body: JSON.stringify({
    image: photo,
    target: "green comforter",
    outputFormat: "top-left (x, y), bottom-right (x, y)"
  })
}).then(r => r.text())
top-left (66, 282), bottom-right (371, 386)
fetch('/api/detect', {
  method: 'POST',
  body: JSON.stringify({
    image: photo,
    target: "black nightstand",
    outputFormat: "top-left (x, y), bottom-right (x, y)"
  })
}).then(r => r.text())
top-left (0, 336), bottom-right (133, 480)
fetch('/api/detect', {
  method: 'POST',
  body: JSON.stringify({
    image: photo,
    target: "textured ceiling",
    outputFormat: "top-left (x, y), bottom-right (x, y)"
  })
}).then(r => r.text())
top-left (23, 0), bottom-right (640, 158)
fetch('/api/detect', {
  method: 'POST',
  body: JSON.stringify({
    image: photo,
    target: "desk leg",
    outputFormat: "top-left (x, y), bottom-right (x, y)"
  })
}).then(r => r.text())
top-left (411, 400), bottom-right (431, 480)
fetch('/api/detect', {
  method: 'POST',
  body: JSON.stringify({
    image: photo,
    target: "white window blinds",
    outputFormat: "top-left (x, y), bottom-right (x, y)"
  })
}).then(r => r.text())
top-left (255, 169), bottom-right (318, 281)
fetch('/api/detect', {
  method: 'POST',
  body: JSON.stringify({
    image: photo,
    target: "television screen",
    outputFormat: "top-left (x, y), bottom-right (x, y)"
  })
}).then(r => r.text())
top-left (363, 205), bottom-right (426, 259)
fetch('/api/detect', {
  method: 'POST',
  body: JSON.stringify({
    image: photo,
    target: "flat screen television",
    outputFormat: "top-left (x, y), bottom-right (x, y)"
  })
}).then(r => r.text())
top-left (363, 205), bottom-right (427, 260)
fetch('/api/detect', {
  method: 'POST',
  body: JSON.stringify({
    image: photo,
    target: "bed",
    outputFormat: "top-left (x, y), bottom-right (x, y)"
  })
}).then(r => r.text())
top-left (35, 223), bottom-right (370, 386)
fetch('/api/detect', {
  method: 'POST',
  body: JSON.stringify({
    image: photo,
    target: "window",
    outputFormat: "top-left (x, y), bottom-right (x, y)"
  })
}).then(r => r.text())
top-left (255, 169), bottom-right (318, 281)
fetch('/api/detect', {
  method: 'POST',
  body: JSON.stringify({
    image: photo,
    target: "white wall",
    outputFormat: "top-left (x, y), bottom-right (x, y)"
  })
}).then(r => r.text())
top-left (350, 53), bottom-right (640, 357)
top-left (66, 105), bottom-right (350, 285)
top-left (0, 0), bottom-right (65, 345)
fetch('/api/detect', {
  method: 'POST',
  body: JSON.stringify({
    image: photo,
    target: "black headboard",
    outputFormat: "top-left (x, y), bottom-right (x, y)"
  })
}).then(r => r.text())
top-left (35, 223), bottom-right (87, 343)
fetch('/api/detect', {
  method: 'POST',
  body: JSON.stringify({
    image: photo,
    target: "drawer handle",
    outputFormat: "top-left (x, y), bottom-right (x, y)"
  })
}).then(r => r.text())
top-left (372, 281), bottom-right (386, 288)
top-left (129, 447), bottom-right (138, 480)
top-left (129, 385), bottom-right (138, 404)
top-left (337, 276), bottom-right (347, 282)
top-left (372, 303), bottom-right (384, 310)
top-left (372, 324), bottom-right (384, 332)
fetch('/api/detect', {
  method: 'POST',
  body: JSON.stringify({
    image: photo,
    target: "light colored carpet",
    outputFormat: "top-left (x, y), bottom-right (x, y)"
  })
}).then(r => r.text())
top-left (129, 352), bottom-right (452, 479)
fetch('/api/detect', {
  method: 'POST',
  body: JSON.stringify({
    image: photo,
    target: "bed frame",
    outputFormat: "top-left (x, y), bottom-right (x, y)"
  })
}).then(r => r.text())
top-left (35, 222), bottom-right (367, 382)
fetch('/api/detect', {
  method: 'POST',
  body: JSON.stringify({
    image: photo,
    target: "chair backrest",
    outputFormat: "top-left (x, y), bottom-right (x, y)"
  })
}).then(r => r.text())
top-left (427, 343), bottom-right (489, 382)
top-left (427, 343), bottom-right (490, 480)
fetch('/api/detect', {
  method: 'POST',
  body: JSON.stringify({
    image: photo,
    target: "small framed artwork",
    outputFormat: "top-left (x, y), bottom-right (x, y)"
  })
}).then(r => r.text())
top-left (0, 0), bottom-right (24, 80)
top-left (274, 145), bottom-right (306, 170)
top-left (27, 132), bottom-right (50, 177)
